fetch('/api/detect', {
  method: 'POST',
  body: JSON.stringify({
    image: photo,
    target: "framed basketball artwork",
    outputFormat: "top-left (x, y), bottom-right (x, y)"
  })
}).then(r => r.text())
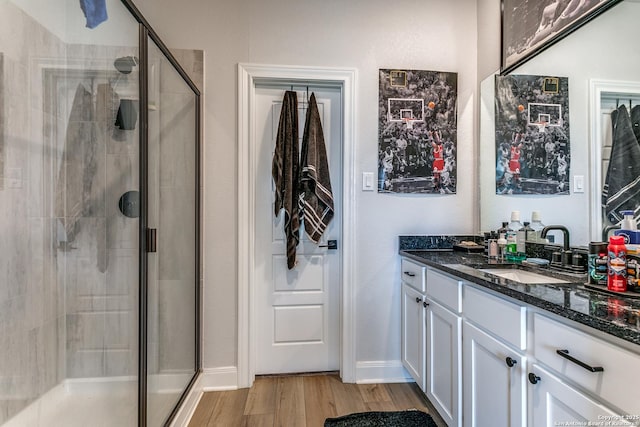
top-left (501, 0), bottom-right (622, 74)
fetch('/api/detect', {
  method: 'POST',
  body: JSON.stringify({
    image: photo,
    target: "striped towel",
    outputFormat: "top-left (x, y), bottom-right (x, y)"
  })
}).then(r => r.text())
top-left (299, 93), bottom-right (334, 243)
top-left (272, 91), bottom-right (301, 269)
top-left (603, 104), bottom-right (640, 224)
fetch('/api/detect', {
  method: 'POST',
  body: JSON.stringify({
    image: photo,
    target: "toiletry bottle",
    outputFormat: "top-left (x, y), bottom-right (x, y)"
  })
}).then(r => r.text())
top-left (496, 222), bottom-right (509, 261)
top-left (506, 211), bottom-right (523, 259)
top-left (517, 221), bottom-right (533, 254)
top-left (487, 231), bottom-right (499, 259)
top-left (589, 242), bottom-right (608, 286)
top-left (607, 235), bottom-right (627, 292)
top-left (614, 210), bottom-right (640, 244)
top-left (529, 211), bottom-right (546, 243)
top-left (626, 254), bottom-right (640, 292)
top-left (497, 222), bottom-right (508, 240)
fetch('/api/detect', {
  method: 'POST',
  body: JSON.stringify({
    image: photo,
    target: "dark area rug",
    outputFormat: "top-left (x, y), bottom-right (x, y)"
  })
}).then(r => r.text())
top-left (324, 410), bottom-right (437, 427)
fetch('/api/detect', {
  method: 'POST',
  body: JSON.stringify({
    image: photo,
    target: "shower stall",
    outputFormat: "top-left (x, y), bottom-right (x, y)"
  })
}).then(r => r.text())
top-left (0, 0), bottom-right (201, 426)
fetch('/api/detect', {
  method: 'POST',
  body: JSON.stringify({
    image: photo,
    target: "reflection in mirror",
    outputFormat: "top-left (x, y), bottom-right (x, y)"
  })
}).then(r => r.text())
top-left (480, 0), bottom-right (640, 247)
top-left (589, 81), bottom-right (640, 241)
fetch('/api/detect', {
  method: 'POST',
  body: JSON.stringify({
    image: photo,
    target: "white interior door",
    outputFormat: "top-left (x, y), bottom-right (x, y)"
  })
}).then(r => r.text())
top-left (254, 84), bottom-right (342, 374)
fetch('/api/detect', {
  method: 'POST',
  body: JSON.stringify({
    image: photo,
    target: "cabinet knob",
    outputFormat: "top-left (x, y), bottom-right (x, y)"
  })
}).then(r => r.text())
top-left (528, 373), bottom-right (541, 384)
top-left (423, 301), bottom-right (429, 308)
top-left (505, 357), bottom-right (517, 367)
top-left (415, 297), bottom-right (421, 303)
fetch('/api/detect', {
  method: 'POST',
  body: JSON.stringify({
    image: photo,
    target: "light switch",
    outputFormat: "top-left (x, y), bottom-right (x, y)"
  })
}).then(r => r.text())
top-left (362, 172), bottom-right (374, 191)
top-left (573, 175), bottom-right (584, 193)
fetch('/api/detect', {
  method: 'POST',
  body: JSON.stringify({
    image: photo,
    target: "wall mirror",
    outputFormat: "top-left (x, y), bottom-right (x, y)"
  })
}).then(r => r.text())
top-left (480, 0), bottom-right (640, 247)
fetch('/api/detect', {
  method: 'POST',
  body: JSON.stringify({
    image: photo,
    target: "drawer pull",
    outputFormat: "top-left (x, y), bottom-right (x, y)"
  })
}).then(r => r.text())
top-left (505, 357), bottom-right (517, 368)
top-left (528, 373), bottom-right (541, 384)
top-left (556, 349), bottom-right (604, 373)
top-left (415, 297), bottom-right (421, 303)
top-left (404, 271), bottom-right (416, 277)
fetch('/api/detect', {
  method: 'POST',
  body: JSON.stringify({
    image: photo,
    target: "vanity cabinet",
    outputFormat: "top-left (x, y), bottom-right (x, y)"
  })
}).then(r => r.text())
top-left (401, 283), bottom-right (426, 389)
top-left (400, 255), bottom-right (640, 426)
top-left (401, 258), bottom-right (427, 389)
top-left (528, 364), bottom-right (624, 427)
top-left (529, 312), bottom-right (640, 424)
top-left (425, 269), bottom-right (462, 427)
top-left (462, 286), bottom-right (527, 427)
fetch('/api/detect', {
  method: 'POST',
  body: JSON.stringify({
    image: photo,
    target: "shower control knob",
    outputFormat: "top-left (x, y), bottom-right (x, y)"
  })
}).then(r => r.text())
top-left (118, 191), bottom-right (140, 218)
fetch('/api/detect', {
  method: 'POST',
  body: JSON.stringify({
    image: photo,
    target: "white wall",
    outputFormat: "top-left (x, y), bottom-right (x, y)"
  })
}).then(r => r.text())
top-left (11, 0), bottom-right (138, 46)
top-left (131, 0), bottom-right (479, 379)
top-left (479, 1), bottom-right (640, 246)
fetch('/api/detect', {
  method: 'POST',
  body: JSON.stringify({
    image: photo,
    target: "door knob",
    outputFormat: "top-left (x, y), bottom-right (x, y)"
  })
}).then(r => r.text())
top-left (505, 357), bottom-right (517, 367)
top-left (423, 301), bottom-right (429, 308)
top-left (415, 297), bottom-right (421, 303)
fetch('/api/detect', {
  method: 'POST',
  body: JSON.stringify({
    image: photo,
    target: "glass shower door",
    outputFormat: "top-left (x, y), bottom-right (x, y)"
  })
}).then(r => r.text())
top-left (145, 36), bottom-right (199, 427)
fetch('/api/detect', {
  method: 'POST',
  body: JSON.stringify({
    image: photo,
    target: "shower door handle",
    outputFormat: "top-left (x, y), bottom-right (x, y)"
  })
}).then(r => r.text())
top-left (146, 228), bottom-right (157, 253)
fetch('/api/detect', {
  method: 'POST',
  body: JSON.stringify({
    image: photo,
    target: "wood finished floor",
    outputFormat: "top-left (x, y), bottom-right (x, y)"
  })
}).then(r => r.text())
top-left (188, 372), bottom-right (447, 427)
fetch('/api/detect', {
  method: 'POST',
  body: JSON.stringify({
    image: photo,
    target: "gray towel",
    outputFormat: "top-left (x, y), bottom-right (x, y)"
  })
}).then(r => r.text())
top-left (631, 104), bottom-right (640, 143)
top-left (272, 91), bottom-right (300, 269)
top-left (55, 84), bottom-right (97, 244)
top-left (603, 104), bottom-right (640, 224)
top-left (299, 93), bottom-right (334, 243)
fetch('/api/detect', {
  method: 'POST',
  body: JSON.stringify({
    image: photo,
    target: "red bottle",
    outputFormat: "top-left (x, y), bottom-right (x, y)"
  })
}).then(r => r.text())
top-left (607, 235), bottom-right (627, 292)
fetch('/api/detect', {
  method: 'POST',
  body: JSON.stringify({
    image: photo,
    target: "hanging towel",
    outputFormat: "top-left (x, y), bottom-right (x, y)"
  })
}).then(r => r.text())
top-left (80, 0), bottom-right (108, 29)
top-left (631, 104), bottom-right (640, 144)
top-left (299, 93), bottom-right (334, 243)
top-left (603, 104), bottom-right (640, 224)
top-left (55, 83), bottom-right (98, 245)
top-left (272, 91), bottom-right (301, 269)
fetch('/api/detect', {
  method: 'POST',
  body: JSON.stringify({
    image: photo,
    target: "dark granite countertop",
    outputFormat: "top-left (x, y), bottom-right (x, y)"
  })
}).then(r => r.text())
top-left (400, 249), bottom-right (640, 348)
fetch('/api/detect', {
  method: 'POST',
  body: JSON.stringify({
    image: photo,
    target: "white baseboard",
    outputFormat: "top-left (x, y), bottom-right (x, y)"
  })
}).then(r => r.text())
top-left (355, 360), bottom-right (414, 384)
top-left (169, 374), bottom-right (203, 427)
top-left (200, 366), bottom-right (239, 391)
top-left (171, 367), bottom-right (238, 426)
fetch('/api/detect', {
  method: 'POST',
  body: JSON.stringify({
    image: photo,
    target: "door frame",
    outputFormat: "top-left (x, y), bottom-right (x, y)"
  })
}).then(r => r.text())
top-left (237, 63), bottom-right (357, 387)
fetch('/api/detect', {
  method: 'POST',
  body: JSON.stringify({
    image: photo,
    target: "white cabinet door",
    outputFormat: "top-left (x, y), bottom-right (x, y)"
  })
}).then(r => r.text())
top-left (402, 283), bottom-right (426, 389)
top-left (426, 299), bottom-right (461, 427)
top-left (529, 364), bottom-right (628, 427)
top-left (463, 321), bottom-right (526, 427)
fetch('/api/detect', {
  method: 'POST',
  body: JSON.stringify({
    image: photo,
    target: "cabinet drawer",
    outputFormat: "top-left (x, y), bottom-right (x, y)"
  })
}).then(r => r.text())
top-left (401, 258), bottom-right (426, 293)
top-left (463, 286), bottom-right (526, 350)
top-left (427, 268), bottom-right (462, 313)
top-left (533, 313), bottom-right (640, 415)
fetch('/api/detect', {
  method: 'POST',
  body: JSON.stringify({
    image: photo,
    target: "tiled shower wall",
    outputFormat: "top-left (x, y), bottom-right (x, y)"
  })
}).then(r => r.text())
top-left (1, 2), bottom-right (204, 423)
top-left (0, 2), bottom-right (67, 423)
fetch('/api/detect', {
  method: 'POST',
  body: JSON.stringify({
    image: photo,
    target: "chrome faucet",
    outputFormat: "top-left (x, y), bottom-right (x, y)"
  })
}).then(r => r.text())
top-left (541, 225), bottom-right (571, 251)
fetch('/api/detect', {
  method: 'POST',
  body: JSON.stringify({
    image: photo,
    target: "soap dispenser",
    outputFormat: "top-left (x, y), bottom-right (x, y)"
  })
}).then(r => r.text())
top-left (614, 210), bottom-right (640, 244)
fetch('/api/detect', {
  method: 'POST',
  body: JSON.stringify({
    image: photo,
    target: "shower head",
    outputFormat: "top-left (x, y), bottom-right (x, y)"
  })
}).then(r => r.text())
top-left (114, 56), bottom-right (138, 74)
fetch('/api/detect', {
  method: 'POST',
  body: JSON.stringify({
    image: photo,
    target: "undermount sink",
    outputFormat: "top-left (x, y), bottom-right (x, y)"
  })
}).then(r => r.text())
top-left (478, 268), bottom-right (570, 284)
